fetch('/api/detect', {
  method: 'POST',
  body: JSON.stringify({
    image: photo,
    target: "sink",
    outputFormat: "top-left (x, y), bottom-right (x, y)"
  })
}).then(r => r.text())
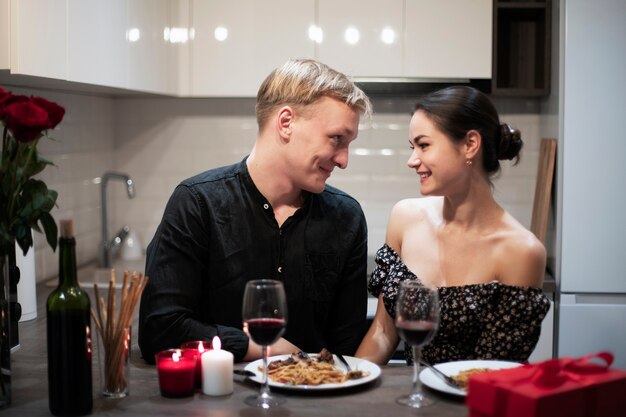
top-left (79, 257), bottom-right (146, 289)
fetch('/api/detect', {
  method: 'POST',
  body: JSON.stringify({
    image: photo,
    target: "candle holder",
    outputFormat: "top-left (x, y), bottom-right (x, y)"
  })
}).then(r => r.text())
top-left (155, 349), bottom-right (196, 398)
top-left (180, 340), bottom-right (210, 389)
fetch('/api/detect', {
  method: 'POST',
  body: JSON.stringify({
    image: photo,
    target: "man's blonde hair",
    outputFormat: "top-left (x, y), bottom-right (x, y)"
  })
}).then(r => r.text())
top-left (255, 59), bottom-right (372, 131)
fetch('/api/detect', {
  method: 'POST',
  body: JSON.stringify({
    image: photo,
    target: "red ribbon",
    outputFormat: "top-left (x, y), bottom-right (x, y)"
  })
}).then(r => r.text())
top-left (527, 352), bottom-right (614, 388)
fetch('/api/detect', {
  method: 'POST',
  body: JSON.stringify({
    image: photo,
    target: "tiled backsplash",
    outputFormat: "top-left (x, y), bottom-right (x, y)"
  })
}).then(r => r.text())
top-left (7, 87), bottom-right (545, 282)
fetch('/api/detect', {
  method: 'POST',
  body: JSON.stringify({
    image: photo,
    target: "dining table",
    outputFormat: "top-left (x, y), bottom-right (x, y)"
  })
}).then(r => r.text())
top-left (4, 281), bottom-right (469, 417)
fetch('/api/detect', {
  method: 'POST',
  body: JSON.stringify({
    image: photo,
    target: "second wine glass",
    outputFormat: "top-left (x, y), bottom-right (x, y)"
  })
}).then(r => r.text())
top-left (395, 279), bottom-right (439, 408)
top-left (242, 279), bottom-right (287, 409)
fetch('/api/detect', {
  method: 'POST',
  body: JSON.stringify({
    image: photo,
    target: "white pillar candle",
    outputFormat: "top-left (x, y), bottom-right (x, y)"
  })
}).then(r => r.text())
top-left (201, 336), bottom-right (234, 396)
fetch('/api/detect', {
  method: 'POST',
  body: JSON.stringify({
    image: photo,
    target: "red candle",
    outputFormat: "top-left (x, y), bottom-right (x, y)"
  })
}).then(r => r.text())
top-left (180, 340), bottom-right (209, 388)
top-left (155, 349), bottom-right (196, 398)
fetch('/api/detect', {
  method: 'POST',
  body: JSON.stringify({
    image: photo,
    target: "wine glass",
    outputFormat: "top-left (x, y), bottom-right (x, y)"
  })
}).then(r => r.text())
top-left (395, 279), bottom-right (439, 408)
top-left (242, 279), bottom-right (287, 408)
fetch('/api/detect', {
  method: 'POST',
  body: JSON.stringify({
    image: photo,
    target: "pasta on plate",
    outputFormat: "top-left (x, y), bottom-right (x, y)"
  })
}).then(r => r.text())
top-left (262, 349), bottom-right (370, 386)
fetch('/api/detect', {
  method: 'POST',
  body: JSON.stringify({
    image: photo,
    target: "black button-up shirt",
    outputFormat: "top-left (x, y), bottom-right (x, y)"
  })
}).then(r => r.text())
top-left (138, 158), bottom-right (368, 363)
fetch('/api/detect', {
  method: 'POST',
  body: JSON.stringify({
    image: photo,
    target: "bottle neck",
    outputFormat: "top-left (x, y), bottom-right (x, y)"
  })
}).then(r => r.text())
top-left (58, 236), bottom-right (78, 287)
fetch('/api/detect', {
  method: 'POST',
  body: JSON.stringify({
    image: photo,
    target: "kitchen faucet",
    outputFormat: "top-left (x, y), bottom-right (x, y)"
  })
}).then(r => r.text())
top-left (99, 171), bottom-right (135, 268)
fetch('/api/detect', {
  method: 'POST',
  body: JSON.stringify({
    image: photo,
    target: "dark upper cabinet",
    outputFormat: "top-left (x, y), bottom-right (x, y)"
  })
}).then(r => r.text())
top-left (492, 0), bottom-right (552, 96)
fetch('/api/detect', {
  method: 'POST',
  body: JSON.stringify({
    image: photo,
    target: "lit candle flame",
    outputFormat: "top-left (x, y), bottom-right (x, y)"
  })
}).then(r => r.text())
top-left (198, 341), bottom-right (205, 353)
top-left (172, 350), bottom-right (181, 362)
top-left (212, 336), bottom-right (221, 351)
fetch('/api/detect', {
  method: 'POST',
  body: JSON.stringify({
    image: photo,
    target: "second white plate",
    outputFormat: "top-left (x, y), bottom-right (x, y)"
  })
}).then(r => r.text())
top-left (419, 359), bottom-right (521, 396)
top-left (244, 354), bottom-right (381, 391)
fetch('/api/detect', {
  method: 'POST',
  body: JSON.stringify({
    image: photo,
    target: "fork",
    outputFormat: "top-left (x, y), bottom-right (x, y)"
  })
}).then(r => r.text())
top-left (336, 353), bottom-right (352, 371)
top-left (420, 360), bottom-right (465, 391)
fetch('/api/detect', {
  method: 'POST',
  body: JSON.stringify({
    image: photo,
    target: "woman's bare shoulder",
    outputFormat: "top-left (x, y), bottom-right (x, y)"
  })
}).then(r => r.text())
top-left (390, 196), bottom-right (442, 220)
top-left (495, 217), bottom-right (547, 288)
top-left (386, 197), bottom-right (441, 250)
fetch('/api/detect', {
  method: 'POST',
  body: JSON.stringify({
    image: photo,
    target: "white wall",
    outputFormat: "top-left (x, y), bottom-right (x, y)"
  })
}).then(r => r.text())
top-left (2, 87), bottom-right (545, 282)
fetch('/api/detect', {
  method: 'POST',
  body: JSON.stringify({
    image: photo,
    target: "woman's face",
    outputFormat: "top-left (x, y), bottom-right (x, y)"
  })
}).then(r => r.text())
top-left (407, 110), bottom-right (467, 196)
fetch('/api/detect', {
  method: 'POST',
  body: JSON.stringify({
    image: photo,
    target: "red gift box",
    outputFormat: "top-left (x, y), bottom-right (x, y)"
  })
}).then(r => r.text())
top-left (466, 352), bottom-right (626, 417)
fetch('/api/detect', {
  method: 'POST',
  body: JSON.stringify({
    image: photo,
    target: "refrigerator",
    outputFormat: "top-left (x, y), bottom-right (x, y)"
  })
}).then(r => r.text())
top-left (557, 0), bottom-right (626, 368)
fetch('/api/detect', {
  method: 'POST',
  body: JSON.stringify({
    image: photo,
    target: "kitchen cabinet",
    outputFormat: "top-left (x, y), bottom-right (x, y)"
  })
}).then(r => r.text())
top-left (128, 0), bottom-right (177, 95)
top-left (317, 0), bottom-right (492, 80)
top-left (492, 0), bottom-right (551, 96)
top-left (0, 0), bottom-right (8, 69)
top-left (189, 0), bottom-right (316, 97)
top-left (3, 1), bottom-right (494, 96)
top-left (5, 0), bottom-right (181, 95)
top-left (8, 0), bottom-right (67, 80)
top-left (67, 0), bottom-right (129, 90)
top-left (316, 0), bottom-right (404, 78)
top-left (404, 0), bottom-right (492, 79)
top-left (68, 0), bottom-right (178, 95)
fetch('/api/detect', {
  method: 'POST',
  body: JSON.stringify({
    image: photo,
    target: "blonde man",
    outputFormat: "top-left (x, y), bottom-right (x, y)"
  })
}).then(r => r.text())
top-left (139, 59), bottom-right (372, 363)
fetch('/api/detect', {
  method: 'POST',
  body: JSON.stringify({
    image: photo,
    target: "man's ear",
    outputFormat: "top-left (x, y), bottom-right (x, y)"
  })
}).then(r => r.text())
top-left (277, 106), bottom-right (294, 141)
top-left (465, 129), bottom-right (481, 160)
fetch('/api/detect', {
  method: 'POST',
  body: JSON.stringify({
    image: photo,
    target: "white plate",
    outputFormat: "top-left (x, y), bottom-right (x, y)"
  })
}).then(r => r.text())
top-left (419, 359), bottom-right (521, 396)
top-left (244, 354), bottom-right (381, 391)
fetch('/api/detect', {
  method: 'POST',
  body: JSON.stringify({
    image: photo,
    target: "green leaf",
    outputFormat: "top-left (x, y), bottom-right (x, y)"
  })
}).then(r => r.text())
top-left (40, 211), bottom-right (58, 252)
top-left (16, 233), bottom-right (32, 256)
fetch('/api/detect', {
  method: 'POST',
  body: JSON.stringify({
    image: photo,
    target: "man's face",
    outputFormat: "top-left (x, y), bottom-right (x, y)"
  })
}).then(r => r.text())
top-left (286, 96), bottom-right (360, 194)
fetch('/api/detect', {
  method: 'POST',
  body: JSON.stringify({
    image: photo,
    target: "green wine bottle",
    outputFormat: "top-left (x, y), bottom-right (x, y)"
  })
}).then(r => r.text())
top-left (46, 219), bottom-right (92, 416)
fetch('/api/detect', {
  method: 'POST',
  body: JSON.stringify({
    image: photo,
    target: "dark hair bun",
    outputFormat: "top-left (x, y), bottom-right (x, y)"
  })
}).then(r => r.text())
top-left (497, 123), bottom-right (523, 163)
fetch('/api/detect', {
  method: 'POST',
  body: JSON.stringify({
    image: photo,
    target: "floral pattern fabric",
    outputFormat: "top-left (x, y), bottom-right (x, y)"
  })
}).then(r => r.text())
top-left (369, 244), bottom-right (551, 365)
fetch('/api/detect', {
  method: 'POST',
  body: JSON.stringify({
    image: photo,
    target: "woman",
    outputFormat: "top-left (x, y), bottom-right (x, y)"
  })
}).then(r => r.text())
top-left (355, 86), bottom-right (550, 365)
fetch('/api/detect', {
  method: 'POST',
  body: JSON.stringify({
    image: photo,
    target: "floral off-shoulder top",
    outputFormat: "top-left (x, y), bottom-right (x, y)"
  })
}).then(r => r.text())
top-left (370, 244), bottom-right (551, 365)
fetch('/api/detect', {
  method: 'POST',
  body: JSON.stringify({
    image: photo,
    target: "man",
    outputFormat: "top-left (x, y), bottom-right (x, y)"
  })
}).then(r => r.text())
top-left (138, 59), bottom-right (372, 363)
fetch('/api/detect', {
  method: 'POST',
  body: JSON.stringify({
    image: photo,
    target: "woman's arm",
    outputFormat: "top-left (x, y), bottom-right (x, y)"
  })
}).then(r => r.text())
top-left (355, 293), bottom-right (400, 365)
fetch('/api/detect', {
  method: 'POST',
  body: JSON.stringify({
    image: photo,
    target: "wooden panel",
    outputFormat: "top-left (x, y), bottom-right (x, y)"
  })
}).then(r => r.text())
top-left (530, 138), bottom-right (557, 243)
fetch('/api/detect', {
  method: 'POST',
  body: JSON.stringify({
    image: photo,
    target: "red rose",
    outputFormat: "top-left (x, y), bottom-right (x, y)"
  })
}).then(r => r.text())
top-left (3, 100), bottom-right (51, 143)
top-left (0, 88), bottom-right (15, 114)
top-left (32, 96), bottom-right (65, 129)
top-left (0, 93), bottom-right (29, 119)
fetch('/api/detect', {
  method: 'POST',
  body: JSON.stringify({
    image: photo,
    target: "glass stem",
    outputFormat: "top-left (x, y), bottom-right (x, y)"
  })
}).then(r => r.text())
top-left (260, 345), bottom-right (270, 398)
top-left (411, 345), bottom-right (422, 397)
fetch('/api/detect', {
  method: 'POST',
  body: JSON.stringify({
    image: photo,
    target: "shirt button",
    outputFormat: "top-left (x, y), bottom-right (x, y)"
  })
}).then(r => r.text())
top-left (263, 203), bottom-right (269, 210)
top-left (277, 266), bottom-right (282, 273)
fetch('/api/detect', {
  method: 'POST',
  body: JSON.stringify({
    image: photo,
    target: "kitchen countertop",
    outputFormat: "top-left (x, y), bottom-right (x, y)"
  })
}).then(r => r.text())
top-left (4, 282), bottom-right (469, 417)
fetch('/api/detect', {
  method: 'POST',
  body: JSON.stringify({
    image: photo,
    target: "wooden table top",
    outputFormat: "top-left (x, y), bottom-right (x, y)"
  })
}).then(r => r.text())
top-left (4, 283), bottom-right (468, 417)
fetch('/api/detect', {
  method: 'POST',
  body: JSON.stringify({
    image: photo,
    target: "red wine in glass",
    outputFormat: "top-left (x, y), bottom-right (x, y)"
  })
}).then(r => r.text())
top-left (395, 320), bottom-right (436, 347)
top-left (242, 279), bottom-right (288, 409)
top-left (246, 318), bottom-right (286, 346)
top-left (395, 280), bottom-right (439, 409)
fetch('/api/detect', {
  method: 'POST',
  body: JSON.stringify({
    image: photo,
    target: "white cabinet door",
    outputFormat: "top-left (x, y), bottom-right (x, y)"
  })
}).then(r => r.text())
top-left (0, 0), bottom-right (9, 69)
top-left (128, 0), bottom-right (174, 94)
top-left (190, 0), bottom-right (316, 97)
top-left (9, 0), bottom-right (67, 80)
top-left (67, 0), bottom-right (129, 90)
top-left (404, 0), bottom-right (492, 79)
top-left (316, 0), bottom-right (404, 78)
